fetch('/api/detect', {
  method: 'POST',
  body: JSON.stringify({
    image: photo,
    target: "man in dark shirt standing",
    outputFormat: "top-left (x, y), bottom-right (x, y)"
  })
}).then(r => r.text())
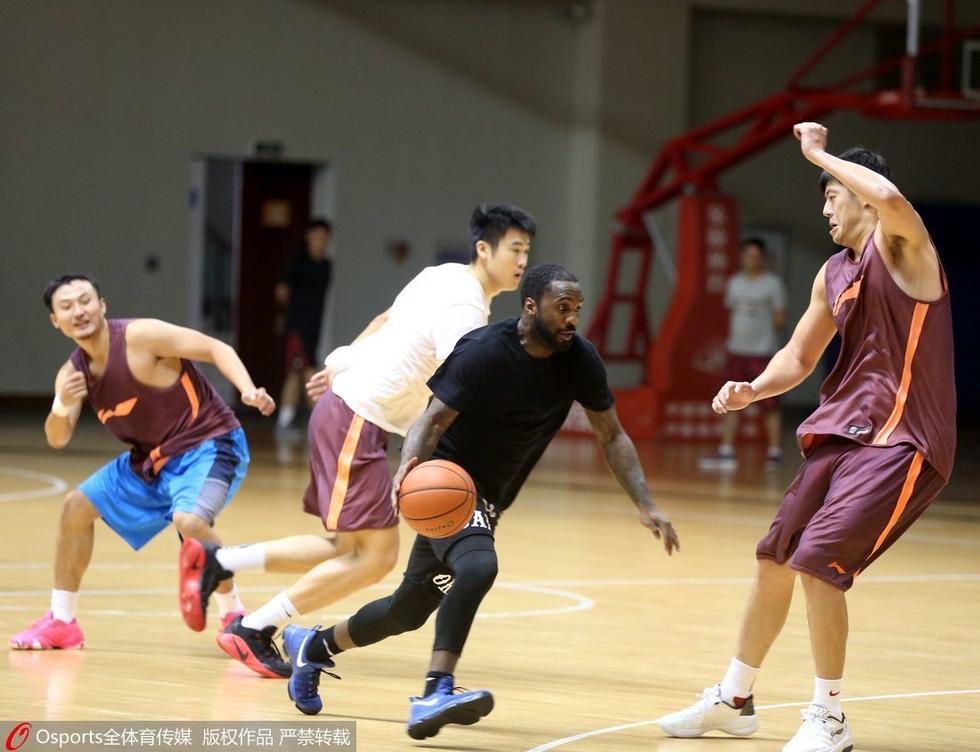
top-left (280, 263), bottom-right (680, 739)
top-left (275, 218), bottom-right (333, 429)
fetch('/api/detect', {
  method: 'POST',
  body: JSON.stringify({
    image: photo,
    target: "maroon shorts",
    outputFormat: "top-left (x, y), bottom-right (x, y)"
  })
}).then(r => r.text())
top-left (727, 352), bottom-right (779, 413)
top-left (302, 389), bottom-right (398, 532)
top-left (757, 438), bottom-right (945, 590)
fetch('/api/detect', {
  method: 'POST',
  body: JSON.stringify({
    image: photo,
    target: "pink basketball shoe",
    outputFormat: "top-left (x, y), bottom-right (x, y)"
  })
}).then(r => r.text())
top-left (220, 609), bottom-right (247, 632)
top-left (9, 611), bottom-right (85, 650)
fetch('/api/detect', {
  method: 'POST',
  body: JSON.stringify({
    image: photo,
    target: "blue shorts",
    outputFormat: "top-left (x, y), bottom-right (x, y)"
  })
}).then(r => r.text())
top-left (78, 428), bottom-right (250, 550)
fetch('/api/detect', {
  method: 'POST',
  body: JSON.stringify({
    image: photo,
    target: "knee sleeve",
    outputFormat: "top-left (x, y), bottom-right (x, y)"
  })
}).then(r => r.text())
top-left (347, 576), bottom-right (444, 648)
top-left (432, 541), bottom-right (498, 655)
top-left (447, 548), bottom-right (498, 596)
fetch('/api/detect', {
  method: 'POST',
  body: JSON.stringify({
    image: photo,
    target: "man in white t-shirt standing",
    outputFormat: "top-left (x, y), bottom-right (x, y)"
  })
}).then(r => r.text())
top-left (177, 204), bottom-right (535, 678)
top-left (701, 238), bottom-right (786, 471)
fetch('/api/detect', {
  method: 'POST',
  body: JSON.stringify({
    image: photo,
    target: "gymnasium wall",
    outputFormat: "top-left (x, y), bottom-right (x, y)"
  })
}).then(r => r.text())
top-left (2, 0), bottom-right (977, 410)
top-left (0, 0), bottom-right (580, 394)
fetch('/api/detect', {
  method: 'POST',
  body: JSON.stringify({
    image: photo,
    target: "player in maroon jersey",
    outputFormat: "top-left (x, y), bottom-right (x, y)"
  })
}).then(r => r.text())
top-left (658, 123), bottom-right (954, 752)
top-left (9, 274), bottom-right (275, 658)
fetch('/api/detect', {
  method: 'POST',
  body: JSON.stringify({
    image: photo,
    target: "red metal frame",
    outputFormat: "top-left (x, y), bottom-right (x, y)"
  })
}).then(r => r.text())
top-left (584, 0), bottom-right (979, 439)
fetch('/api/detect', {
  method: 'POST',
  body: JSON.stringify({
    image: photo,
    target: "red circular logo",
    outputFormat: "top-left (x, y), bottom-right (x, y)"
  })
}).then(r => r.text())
top-left (5, 723), bottom-right (31, 752)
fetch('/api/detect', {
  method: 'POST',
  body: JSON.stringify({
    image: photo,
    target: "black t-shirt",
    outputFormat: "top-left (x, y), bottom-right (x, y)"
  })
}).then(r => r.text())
top-left (427, 317), bottom-right (614, 511)
top-left (283, 253), bottom-right (332, 342)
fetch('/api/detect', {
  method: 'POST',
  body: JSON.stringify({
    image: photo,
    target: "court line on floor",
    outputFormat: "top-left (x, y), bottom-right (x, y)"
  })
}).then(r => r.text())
top-left (0, 582), bottom-right (594, 621)
top-left (3, 572), bottom-right (979, 594)
top-left (525, 688), bottom-right (980, 751)
top-left (0, 466), bottom-right (67, 502)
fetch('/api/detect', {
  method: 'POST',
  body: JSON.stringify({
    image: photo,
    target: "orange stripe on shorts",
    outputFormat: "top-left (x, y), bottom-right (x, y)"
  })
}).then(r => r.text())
top-left (326, 414), bottom-right (365, 530)
top-left (856, 451), bottom-right (924, 577)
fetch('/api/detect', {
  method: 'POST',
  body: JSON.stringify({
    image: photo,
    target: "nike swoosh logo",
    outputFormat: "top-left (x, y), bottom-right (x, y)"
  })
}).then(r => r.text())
top-left (234, 642), bottom-right (249, 662)
top-left (295, 632), bottom-right (313, 668)
top-left (829, 690), bottom-right (840, 696)
top-left (832, 728), bottom-right (844, 737)
top-left (413, 696), bottom-right (443, 707)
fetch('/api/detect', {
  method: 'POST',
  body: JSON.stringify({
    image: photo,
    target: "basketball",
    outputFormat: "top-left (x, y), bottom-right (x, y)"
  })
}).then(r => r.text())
top-left (398, 459), bottom-right (477, 538)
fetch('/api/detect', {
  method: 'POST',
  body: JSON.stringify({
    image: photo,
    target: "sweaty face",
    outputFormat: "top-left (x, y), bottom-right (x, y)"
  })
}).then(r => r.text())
top-left (482, 228), bottom-right (531, 292)
top-left (49, 280), bottom-right (106, 340)
top-left (530, 280), bottom-right (583, 353)
top-left (822, 180), bottom-right (865, 248)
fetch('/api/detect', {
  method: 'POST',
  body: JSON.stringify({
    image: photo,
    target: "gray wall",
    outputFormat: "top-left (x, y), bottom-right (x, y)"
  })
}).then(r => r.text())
top-left (1, 0), bottom-right (577, 393)
top-left (3, 0), bottom-right (978, 405)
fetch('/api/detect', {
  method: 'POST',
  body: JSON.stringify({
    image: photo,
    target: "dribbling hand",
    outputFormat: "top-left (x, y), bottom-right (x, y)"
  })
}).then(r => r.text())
top-left (391, 456), bottom-right (419, 512)
top-left (712, 381), bottom-right (755, 414)
top-left (639, 507), bottom-right (680, 555)
top-left (242, 387), bottom-right (275, 416)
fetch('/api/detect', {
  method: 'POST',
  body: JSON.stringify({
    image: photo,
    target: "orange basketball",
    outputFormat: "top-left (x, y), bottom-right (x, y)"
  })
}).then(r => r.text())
top-left (398, 459), bottom-right (477, 539)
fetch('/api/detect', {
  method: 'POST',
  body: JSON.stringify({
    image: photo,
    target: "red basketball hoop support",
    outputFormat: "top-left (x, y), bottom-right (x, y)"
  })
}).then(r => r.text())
top-left (583, 0), bottom-right (979, 441)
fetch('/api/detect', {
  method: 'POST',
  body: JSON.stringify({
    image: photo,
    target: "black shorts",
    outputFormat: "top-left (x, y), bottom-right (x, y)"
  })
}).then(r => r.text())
top-left (428, 494), bottom-right (498, 559)
top-left (404, 495), bottom-right (499, 582)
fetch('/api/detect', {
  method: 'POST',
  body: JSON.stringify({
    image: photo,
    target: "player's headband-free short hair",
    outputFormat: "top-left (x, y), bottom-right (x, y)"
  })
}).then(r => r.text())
top-left (819, 147), bottom-right (891, 193)
top-left (469, 203), bottom-right (537, 259)
top-left (43, 273), bottom-right (102, 311)
top-left (519, 263), bottom-right (579, 306)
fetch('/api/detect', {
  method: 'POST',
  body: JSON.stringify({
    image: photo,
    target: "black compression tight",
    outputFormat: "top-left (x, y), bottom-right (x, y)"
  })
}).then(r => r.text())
top-left (347, 534), bottom-right (498, 656)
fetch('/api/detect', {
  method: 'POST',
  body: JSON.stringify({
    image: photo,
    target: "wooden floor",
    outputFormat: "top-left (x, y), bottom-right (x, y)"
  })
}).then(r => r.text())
top-left (1, 413), bottom-right (979, 751)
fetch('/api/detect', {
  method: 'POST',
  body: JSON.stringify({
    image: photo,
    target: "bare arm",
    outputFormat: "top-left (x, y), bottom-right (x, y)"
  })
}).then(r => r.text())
top-left (586, 406), bottom-right (679, 554)
top-left (390, 397), bottom-right (460, 509)
top-left (714, 264), bottom-right (836, 413)
top-left (126, 319), bottom-right (274, 415)
top-left (45, 361), bottom-right (86, 449)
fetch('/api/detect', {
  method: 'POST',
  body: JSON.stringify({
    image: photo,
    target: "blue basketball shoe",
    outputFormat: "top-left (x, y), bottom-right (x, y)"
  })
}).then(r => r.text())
top-left (407, 676), bottom-right (494, 739)
top-left (282, 625), bottom-right (337, 715)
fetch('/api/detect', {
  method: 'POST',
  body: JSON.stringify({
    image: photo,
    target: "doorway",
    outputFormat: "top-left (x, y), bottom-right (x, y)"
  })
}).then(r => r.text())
top-left (188, 157), bottom-right (333, 403)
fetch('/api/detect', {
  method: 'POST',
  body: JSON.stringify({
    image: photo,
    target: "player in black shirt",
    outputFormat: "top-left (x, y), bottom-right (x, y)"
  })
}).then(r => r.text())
top-left (275, 218), bottom-right (333, 429)
top-left (282, 263), bottom-right (680, 737)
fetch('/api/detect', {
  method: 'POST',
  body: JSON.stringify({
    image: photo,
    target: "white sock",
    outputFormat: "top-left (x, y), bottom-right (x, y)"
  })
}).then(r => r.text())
top-left (50, 590), bottom-right (79, 623)
top-left (213, 585), bottom-right (245, 617)
top-left (215, 544), bottom-right (266, 573)
top-left (720, 656), bottom-right (760, 706)
top-left (813, 676), bottom-right (843, 714)
top-left (241, 592), bottom-right (298, 632)
top-left (277, 406), bottom-right (296, 428)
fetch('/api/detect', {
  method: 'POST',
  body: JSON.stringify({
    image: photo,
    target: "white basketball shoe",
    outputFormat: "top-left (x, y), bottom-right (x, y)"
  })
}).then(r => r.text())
top-left (657, 683), bottom-right (759, 738)
top-left (783, 704), bottom-right (853, 752)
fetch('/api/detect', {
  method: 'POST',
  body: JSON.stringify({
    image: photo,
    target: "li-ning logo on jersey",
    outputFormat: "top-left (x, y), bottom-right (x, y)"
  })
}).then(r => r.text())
top-left (833, 275), bottom-right (863, 316)
top-left (97, 397), bottom-right (139, 424)
top-left (432, 574), bottom-right (455, 594)
top-left (846, 423), bottom-right (873, 437)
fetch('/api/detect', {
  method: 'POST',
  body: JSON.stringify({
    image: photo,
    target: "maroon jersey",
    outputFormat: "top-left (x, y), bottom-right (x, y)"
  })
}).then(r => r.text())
top-left (70, 319), bottom-right (241, 480)
top-left (797, 235), bottom-right (956, 480)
